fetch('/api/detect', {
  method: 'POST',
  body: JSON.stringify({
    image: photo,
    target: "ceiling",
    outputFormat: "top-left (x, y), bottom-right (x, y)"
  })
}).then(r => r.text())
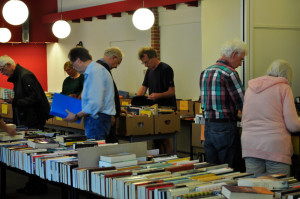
top-left (60, 0), bottom-right (125, 12)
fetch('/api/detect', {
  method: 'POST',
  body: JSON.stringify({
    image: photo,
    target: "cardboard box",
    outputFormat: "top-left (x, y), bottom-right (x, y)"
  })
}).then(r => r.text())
top-left (52, 117), bottom-right (68, 127)
top-left (0, 103), bottom-right (13, 119)
top-left (192, 123), bottom-right (205, 147)
top-left (45, 118), bottom-right (53, 125)
top-left (117, 115), bottom-right (154, 136)
top-left (176, 100), bottom-right (194, 116)
top-left (154, 113), bottom-right (180, 134)
top-left (194, 101), bottom-right (202, 115)
top-left (68, 118), bottom-right (85, 130)
top-left (120, 98), bottom-right (132, 106)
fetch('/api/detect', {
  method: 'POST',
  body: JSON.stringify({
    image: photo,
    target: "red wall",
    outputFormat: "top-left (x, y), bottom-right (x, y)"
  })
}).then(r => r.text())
top-left (0, 43), bottom-right (48, 91)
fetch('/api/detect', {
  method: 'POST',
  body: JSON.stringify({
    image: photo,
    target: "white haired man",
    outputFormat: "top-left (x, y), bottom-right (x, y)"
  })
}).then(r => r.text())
top-left (199, 38), bottom-right (246, 171)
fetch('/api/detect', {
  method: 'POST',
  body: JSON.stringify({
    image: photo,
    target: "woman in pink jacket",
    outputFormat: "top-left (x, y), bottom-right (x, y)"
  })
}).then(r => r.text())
top-left (242, 59), bottom-right (300, 176)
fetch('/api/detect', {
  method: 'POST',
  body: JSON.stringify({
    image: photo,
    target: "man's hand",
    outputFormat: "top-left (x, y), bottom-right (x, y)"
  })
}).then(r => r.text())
top-left (148, 93), bottom-right (160, 101)
top-left (63, 109), bottom-right (77, 122)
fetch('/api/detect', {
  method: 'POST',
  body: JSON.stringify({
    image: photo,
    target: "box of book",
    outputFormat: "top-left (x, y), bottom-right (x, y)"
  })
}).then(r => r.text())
top-left (45, 118), bottom-right (53, 125)
top-left (194, 101), bottom-right (202, 115)
top-left (0, 103), bottom-right (13, 119)
top-left (192, 123), bottom-right (205, 147)
top-left (154, 112), bottom-right (180, 134)
top-left (120, 98), bottom-right (132, 106)
top-left (176, 100), bottom-right (194, 117)
top-left (68, 118), bottom-right (85, 130)
top-left (52, 117), bottom-right (68, 127)
top-left (117, 115), bottom-right (154, 136)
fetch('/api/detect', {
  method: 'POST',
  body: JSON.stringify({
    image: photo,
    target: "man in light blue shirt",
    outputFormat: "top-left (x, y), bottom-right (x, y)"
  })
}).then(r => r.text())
top-left (64, 47), bottom-right (116, 140)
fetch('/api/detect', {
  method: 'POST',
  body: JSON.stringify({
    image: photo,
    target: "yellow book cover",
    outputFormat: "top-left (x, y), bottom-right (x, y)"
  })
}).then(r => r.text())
top-left (198, 176), bottom-right (222, 182)
top-left (190, 173), bottom-right (215, 180)
top-left (166, 157), bottom-right (190, 163)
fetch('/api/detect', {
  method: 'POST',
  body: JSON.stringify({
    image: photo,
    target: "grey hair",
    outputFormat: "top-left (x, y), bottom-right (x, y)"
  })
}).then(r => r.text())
top-left (267, 59), bottom-right (293, 84)
top-left (221, 38), bottom-right (247, 58)
top-left (0, 55), bottom-right (15, 66)
top-left (104, 47), bottom-right (124, 60)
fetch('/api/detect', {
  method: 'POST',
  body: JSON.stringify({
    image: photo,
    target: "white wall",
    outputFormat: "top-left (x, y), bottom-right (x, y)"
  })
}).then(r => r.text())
top-left (249, 0), bottom-right (300, 96)
top-left (47, 13), bottom-right (150, 94)
top-left (201, 0), bottom-right (243, 80)
top-left (47, 0), bottom-right (243, 100)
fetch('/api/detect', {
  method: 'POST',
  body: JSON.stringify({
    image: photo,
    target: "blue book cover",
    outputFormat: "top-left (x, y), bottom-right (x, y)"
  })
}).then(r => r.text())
top-left (50, 93), bottom-right (82, 123)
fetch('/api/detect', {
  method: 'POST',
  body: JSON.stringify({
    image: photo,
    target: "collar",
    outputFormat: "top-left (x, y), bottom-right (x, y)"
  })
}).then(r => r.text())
top-left (7, 64), bottom-right (20, 83)
top-left (99, 58), bottom-right (112, 69)
top-left (216, 58), bottom-right (234, 69)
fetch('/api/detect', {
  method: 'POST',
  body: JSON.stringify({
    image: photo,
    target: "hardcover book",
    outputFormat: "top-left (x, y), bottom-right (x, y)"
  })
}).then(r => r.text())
top-left (27, 138), bottom-right (59, 149)
top-left (99, 153), bottom-right (136, 163)
top-left (50, 93), bottom-right (82, 123)
top-left (55, 134), bottom-right (87, 143)
top-left (221, 185), bottom-right (274, 199)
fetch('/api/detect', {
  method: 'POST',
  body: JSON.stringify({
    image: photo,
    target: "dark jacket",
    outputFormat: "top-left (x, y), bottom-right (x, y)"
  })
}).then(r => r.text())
top-left (7, 64), bottom-right (50, 129)
top-left (96, 59), bottom-right (121, 117)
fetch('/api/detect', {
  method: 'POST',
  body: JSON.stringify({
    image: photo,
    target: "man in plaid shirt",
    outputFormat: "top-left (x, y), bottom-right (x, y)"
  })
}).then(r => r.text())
top-left (200, 38), bottom-right (246, 171)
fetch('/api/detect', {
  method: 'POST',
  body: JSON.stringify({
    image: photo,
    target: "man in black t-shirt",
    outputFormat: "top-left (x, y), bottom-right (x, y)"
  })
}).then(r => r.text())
top-left (137, 47), bottom-right (176, 154)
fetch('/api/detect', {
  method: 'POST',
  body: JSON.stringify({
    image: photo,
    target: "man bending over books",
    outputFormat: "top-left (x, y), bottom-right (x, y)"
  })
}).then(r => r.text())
top-left (64, 47), bottom-right (116, 141)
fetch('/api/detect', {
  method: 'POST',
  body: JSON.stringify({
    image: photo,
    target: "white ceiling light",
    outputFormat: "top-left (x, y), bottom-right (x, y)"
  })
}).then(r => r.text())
top-left (52, 20), bottom-right (71, 39)
top-left (2, 0), bottom-right (29, 25)
top-left (0, 28), bottom-right (12, 43)
top-left (52, 0), bottom-right (71, 39)
top-left (132, 8), bottom-right (155, 31)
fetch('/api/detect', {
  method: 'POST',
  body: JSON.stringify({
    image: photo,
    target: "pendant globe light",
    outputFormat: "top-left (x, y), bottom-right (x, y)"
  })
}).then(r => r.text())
top-left (52, 0), bottom-right (71, 39)
top-left (0, 27), bottom-right (11, 42)
top-left (132, 1), bottom-right (154, 31)
top-left (2, 0), bottom-right (29, 26)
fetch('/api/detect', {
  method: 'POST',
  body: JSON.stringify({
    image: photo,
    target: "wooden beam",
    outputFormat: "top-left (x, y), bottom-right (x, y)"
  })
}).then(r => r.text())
top-left (42, 0), bottom-right (198, 24)
top-left (163, 4), bottom-right (176, 10)
top-left (111, 13), bottom-right (122, 17)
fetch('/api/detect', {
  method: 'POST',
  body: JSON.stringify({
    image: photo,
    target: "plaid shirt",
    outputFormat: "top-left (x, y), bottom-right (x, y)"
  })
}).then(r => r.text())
top-left (200, 59), bottom-right (244, 120)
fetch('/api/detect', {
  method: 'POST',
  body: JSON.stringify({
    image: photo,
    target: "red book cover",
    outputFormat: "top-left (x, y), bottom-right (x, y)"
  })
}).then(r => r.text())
top-left (165, 163), bottom-right (194, 172)
top-left (104, 171), bottom-right (132, 197)
top-left (146, 183), bottom-right (174, 199)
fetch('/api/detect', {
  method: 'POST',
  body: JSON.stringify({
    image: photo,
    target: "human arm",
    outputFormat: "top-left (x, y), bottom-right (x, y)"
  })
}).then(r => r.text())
top-left (283, 86), bottom-right (300, 132)
top-left (137, 86), bottom-right (147, 96)
top-left (13, 74), bottom-right (44, 107)
top-left (64, 110), bottom-right (86, 122)
top-left (227, 72), bottom-right (245, 110)
top-left (148, 87), bottom-right (175, 101)
top-left (0, 119), bottom-right (16, 136)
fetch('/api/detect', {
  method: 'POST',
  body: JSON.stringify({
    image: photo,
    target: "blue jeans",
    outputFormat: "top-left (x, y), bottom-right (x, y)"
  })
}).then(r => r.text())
top-left (84, 114), bottom-right (111, 141)
top-left (245, 157), bottom-right (290, 176)
top-left (204, 121), bottom-right (242, 170)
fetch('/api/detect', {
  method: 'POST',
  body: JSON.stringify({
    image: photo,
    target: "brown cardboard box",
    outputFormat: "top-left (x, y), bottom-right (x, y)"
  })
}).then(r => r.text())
top-left (176, 100), bottom-right (194, 116)
top-left (120, 98), bottom-right (132, 106)
top-left (0, 103), bottom-right (13, 119)
top-left (52, 117), bottom-right (68, 127)
top-left (194, 101), bottom-right (202, 115)
top-left (192, 123), bottom-right (205, 147)
top-left (68, 118), bottom-right (85, 130)
top-left (45, 118), bottom-right (53, 125)
top-left (117, 115), bottom-right (154, 136)
top-left (154, 113), bottom-right (180, 134)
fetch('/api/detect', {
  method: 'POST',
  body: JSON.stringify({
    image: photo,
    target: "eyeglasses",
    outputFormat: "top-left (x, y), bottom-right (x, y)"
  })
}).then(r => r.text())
top-left (142, 59), bottom-right (150, 65)
top-left (0, 64), bottom-right (8, 72)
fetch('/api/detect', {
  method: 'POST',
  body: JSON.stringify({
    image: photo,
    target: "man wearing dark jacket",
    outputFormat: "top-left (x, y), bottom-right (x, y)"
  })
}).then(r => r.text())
top-left (96, 47), bottom-right (124, 143)
top-left (0, 55), bottom-right (50, 195)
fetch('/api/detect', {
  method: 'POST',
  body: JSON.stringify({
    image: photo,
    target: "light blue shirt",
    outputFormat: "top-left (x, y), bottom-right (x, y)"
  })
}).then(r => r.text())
top-left (82, 61), bottom-right (116, 118)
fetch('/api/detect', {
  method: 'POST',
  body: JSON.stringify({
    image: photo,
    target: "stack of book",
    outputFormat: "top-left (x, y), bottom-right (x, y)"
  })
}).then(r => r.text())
top-left (99, 153), bottom-right (138, 168)
top-left (27, 138), bottom-right (60, 149)
top-left (55, 134), bottom-right (87, 146)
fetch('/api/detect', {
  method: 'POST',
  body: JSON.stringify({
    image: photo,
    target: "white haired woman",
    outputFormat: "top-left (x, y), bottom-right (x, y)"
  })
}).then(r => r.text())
top-left (241, 59), bottom-right (300, 176)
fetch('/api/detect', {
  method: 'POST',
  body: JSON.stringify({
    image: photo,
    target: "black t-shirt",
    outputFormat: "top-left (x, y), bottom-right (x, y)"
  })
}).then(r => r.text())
top-left (142, 62), bottom-right (176, 108)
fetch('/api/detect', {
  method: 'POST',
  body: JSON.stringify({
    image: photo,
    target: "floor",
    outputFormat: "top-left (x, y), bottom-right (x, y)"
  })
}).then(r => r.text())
top-left (1, 169), bottom-right (89, 199)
